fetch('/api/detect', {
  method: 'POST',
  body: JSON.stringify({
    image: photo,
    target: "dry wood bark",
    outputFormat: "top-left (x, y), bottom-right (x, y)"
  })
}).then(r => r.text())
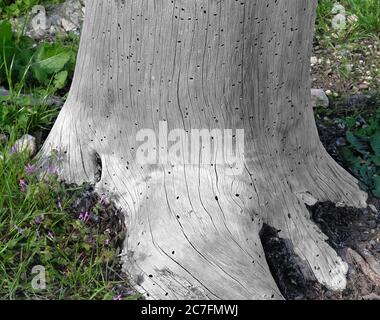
top-left (39, 0), bottom-right (368, 299)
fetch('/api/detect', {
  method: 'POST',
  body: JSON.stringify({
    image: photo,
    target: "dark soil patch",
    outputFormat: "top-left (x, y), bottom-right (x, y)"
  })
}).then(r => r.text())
top-left (260, 224), bottom-right (321, 300)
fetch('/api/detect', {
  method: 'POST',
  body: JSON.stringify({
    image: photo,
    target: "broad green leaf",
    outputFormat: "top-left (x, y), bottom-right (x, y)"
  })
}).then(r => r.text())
top-left (341, 146), bottom-right (361, 167)
top-left (32, 44), bottom-right (71, 84)
top-left (346, 131), bottom-right (368, 156)
top-left (53, 70), bottom-right (68, 90)
top-left (359, 165), bottom-right (376, 187)
top-left (0, 21), bottom-right (12, 44)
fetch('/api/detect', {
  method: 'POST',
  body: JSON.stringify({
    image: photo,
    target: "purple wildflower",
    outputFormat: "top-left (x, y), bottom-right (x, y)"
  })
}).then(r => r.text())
top-left (35, 215), bottom-right (44, 225)
top-left (46, 164), bottom-right (62, 176)
top-left (104, 239), bottom-right (110, 246)
top-left (19, 179), bottom-right (28, 192)
top-left (47, 231), bottom-right (54, 240)
top-left (79, 211), bottom-right (90, 222)
top-left (57, 198), bottom-right (63, 210)
top-left (47, 164), bottom-right (57, 175)
top-left (113, 294), bottom-right (122, 301)
top-left (25, 164), bottom-right (37, 175)
top-left (10, 145), bottom-right (18, 154)
top-left (99, 195), bottom-right (109, 206)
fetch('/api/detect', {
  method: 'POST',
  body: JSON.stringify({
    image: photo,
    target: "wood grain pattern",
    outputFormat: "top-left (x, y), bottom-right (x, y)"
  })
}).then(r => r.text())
top-left (39, 0), bottom-right (368, 299)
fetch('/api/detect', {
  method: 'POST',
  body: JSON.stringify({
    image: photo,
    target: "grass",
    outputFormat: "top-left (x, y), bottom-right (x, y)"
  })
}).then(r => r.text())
top-left (0, 19), bottom-right (79, 96)
top-left (0, 15), bottom-right (132, 297)
top-left (316, 0), bottom-right (380, 42)
top-left (1, 0), bottom-right (133, 299)
top-left (0, 0), bottom-right (379, 300)
top-left (313, 0), bottom-right (380, 95)
top-left (0, 99), bottom-right (137, 299)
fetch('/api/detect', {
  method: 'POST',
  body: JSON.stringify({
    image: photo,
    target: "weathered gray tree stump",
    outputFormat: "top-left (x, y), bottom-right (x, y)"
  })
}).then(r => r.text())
top-left (40, 0), bottom-right (367, 300)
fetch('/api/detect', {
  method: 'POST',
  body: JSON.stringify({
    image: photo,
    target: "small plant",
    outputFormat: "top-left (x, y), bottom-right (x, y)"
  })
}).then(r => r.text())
top-left (0, 149), bottom-right (135, 300)
top-left (339, 99), bottom-right (380, 196)
top-left (0, 2), bottom-right (136, 299)
top-left (0, 20), bottom-right (77, 95)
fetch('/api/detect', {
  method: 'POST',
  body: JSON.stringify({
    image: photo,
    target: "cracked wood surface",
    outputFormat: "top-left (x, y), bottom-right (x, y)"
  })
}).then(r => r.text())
top-left (40, 0), bottom-right (368, 299)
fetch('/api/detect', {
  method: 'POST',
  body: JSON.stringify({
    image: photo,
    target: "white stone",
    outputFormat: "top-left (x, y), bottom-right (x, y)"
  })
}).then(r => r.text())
top-left (14, 0), bottom-right (85, 39)
top-left (61, 18), bottom-right (77, 32)
top-left (310, 56), bottom-right (318, 65)
top-left (311, 89), bottom-right (330, 108)
top-left (0, 87), bottom-right (9, 96)
top-left (0, 133), bottom-right (7, 145)
top-left (12, 134), bottom-right (37, 157)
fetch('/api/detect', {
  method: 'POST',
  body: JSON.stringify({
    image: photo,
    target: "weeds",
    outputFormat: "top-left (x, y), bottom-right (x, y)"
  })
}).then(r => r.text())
top-left (0, 20), bottom-right (77, 96)
top-left (338, 95), bottom-right (380, 196)
top-left (0, 149), bottom-right (135, 299)
top-left (316, 0), bottom-right (380, 42)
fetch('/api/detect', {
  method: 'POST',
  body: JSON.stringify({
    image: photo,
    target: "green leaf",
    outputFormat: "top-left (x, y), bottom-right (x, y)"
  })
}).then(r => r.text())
top-left (32, 44), bottom-right (71, 84)
top-left (370, 131), bottom-right (380, 156)
top-left (0, 21), bottom-right (12, 44)
top-left (370, 155), bottom-right (380, 166)
top-left (359, 164), bottom-right (376, 187)
top-left (82, 243), bottom-right (92, 251)
top-left (53, 70), bottom-right (68, 90)
top-left (341, 146), bottom-right (360, 167)
top-left (346, 131), bottom-right (368, 156)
